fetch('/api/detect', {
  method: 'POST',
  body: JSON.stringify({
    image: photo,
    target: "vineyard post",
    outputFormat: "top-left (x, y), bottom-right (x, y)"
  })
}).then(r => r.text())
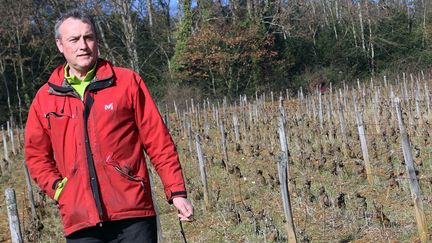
top-left (164, 113), bottom-right (170, 131)
top-left (390, 86), bottom-right (396, 124)
top-left (232, 112), bottom-right (240, 144)
top-left (339, 81), bottom-right (348, 110)
top-left (403, 72), bottom-right (408, 102)
top-left (424, 81), bottom-right (430, 118)
top-left (15, 124), bottom-right (21, 151)
top-left (174, 100), bottom-right (179, 120)
top-left (327, 97), bottom-right (334, 142)
top-left (279, 96), bottom-right (286, 122)
top-left (2, 126), bottom-right (9, 163)
top-left (312, 95), bottom-right (317, 120)
top-left (361, 83), bottom-right (367, 111)
top-left (203, 108), bottom-right (209, 137)
top-left (203, 99), bottom-right (207, 115)
top-left (6, 120), bottom-right (11, 139)
top-left (212, 103), bottom-right (216, 121)
top-left (219, 121), bottom-right (229, 167)
top-left (414, 78), bottom-right (423, 125)
top-left (216, 108), bottom-right (220, 130)
top-left (191, 98), bottom-right (195, 114)
top-left (223, 97), bottom-right (227, 120)
top-left (337, 95), bottom-right (348, 158)
top-left (5, 188), bottom-right (23, 243)
top-left (318, 89), bottom-right (324, 130)
top-left (277, 113), bottom-right (297, 243)
top-left (354, 94), bottom-right (374, 186)
top-left (384, 75), bottom-right (387, 87)
top-left (187, 119), bottom-right (193, 154)
top-left (341, 87), bottom-right (347, 113)
top-left (195, 103), bottom-right (201, 126)
top-left (241, 97), bottom-right (248, 144)
top-left (7, 121), bottom-right (15, 155)
top-left (372, 90), bottom-right (381, 134)
top-left (147, 167), bottom-right (163, 243)
top-left (182, 113), bottom-right (187, 139)
top-left (195, 135), bottom-right (210, 210)
top-left (23, 161), bottom-right (37, 219)
top-left (300, 87), bottom-right (304, 101)
top-left (395, 98), bottom-right (429, 243)
top-left (248, 103), bottom-right (253, 130)
top-left (253, 104), bottom-right (258, 123)
top-left (329, 85), bottom-right (334, 121)
top-left (410, 74), bottom-right (415, 100)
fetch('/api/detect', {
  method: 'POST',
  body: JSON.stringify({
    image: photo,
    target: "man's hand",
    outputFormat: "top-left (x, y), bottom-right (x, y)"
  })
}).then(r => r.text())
top-left (173, 197), bottom-right (194, 222)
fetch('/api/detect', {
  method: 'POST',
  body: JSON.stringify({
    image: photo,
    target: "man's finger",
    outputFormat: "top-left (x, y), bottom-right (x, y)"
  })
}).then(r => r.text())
top-left (178, 214), bottom-right (193, 221)
top-left (178, 208), bottom-right (193, 218)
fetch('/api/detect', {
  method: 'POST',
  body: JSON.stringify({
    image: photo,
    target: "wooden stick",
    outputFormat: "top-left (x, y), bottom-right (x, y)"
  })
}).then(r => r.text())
top-left (318, 89), bottom-right (324, 130)
top-left (2, 126), bottom-right (9, 162)
top-left (23, 161), bottom-right (37, 219)
top-left (187, 119), bottom-right (193, 154)
top-left (148, 168), bottom-right (164, 243)
top-left (354, 94), bottom-right (374, 186)
top-left (232, 112), bottom-right (240, 144)
top-left (5, 188), bottom-right (23, 243)
top-left (219, 121), bottom-right (229, 167)
top-left (395, 98), bottom-right (429, 243)
top-left (195, 135), bottom-right (210, 210)
top-left (277, 113), bottom-right (297, 243)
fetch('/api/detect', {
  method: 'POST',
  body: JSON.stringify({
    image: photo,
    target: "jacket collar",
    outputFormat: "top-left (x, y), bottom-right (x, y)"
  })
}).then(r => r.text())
top-left (47, 59), bottom-right (115, 96)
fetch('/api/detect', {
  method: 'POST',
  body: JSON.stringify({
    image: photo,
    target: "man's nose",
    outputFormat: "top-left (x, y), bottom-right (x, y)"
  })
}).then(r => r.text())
top-left (78, 38), bottom-right (89, 49)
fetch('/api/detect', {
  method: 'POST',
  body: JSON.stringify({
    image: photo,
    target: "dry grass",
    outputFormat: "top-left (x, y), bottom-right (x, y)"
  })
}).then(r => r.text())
top-left (1, 77), bottom-right (432, 242)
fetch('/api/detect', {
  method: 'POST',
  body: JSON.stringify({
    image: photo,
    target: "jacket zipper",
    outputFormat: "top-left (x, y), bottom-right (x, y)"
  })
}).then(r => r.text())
top-left (113, 166), bottom-right (146, 193)
top-left (50, 75), bottom-right (114, 223)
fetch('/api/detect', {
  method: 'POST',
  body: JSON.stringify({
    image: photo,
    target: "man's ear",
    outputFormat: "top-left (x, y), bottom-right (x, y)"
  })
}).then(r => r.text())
top-left (56, 39), bottom-right (64, 54)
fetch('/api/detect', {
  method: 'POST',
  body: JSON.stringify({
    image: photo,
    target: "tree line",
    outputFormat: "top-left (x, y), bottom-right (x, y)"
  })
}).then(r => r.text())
top-left (1, 0), bottom-right (432, 125)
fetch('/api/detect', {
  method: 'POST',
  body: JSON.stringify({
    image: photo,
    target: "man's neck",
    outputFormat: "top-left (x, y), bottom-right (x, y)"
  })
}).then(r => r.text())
top-left (68, 67), bottom-right (88, 80)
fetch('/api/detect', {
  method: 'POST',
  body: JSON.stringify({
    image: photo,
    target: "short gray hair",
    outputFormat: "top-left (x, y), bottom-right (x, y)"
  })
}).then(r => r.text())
top-left (55, 9), bottom-right (98, 39)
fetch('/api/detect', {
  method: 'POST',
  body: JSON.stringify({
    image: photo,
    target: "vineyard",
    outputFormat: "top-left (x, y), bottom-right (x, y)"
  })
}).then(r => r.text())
top-left (1, 72), bottom-right (432, 242)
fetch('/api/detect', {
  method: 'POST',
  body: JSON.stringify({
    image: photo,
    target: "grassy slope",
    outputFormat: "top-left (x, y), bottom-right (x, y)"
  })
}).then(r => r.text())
top-left (1, 84), bottom-right (432, 242)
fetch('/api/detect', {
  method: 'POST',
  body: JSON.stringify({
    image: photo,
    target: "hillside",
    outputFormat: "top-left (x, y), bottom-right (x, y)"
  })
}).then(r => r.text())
top-left (1, 72), bottom-right (432, 242)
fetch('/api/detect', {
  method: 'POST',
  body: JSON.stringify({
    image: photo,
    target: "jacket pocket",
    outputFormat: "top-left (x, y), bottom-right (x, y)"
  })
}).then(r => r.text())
top-left (108, 163), bottom-right (146, 195)
top-left (45, 111), bottom-right (74, 129)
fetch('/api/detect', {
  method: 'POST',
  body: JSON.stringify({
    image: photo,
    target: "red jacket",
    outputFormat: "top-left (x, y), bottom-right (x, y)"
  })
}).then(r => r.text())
top-left (25, 59), bottom-right (187, 236)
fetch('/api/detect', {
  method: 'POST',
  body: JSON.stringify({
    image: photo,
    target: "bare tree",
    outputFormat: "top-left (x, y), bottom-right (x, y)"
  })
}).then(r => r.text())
top-left (111, 0), bottom-right (140, 72)
top-left (358, 1), bottom-right (366, 51)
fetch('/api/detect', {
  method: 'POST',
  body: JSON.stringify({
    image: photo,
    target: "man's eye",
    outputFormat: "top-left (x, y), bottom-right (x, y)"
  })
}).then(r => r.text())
top-left (70, 39), bottom-right (78, 43)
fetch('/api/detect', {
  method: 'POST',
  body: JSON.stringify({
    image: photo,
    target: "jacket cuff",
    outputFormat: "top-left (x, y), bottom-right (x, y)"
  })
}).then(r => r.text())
top-left (167, 190), bottom-right (187, 204)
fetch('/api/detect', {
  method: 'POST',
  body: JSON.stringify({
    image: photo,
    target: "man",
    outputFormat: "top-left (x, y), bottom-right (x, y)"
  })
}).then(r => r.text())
top-left (25, 9), bottom-right (193, 242)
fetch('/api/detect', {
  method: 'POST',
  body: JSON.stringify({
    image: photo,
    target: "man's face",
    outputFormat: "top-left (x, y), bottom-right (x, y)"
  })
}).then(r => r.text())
top-left (56, 18), bottom-right (98, 75)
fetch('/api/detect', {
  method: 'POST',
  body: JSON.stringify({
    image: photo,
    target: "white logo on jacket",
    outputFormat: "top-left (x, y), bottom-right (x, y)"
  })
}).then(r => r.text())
top-left (104, 103), bottom-right (114, 110)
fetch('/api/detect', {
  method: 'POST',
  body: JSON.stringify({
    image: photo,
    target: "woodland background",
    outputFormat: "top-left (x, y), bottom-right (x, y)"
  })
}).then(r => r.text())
top-left (1, 0), bottom-right (432, 125)
top-left (2, 1), bottom-right (432, 242)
